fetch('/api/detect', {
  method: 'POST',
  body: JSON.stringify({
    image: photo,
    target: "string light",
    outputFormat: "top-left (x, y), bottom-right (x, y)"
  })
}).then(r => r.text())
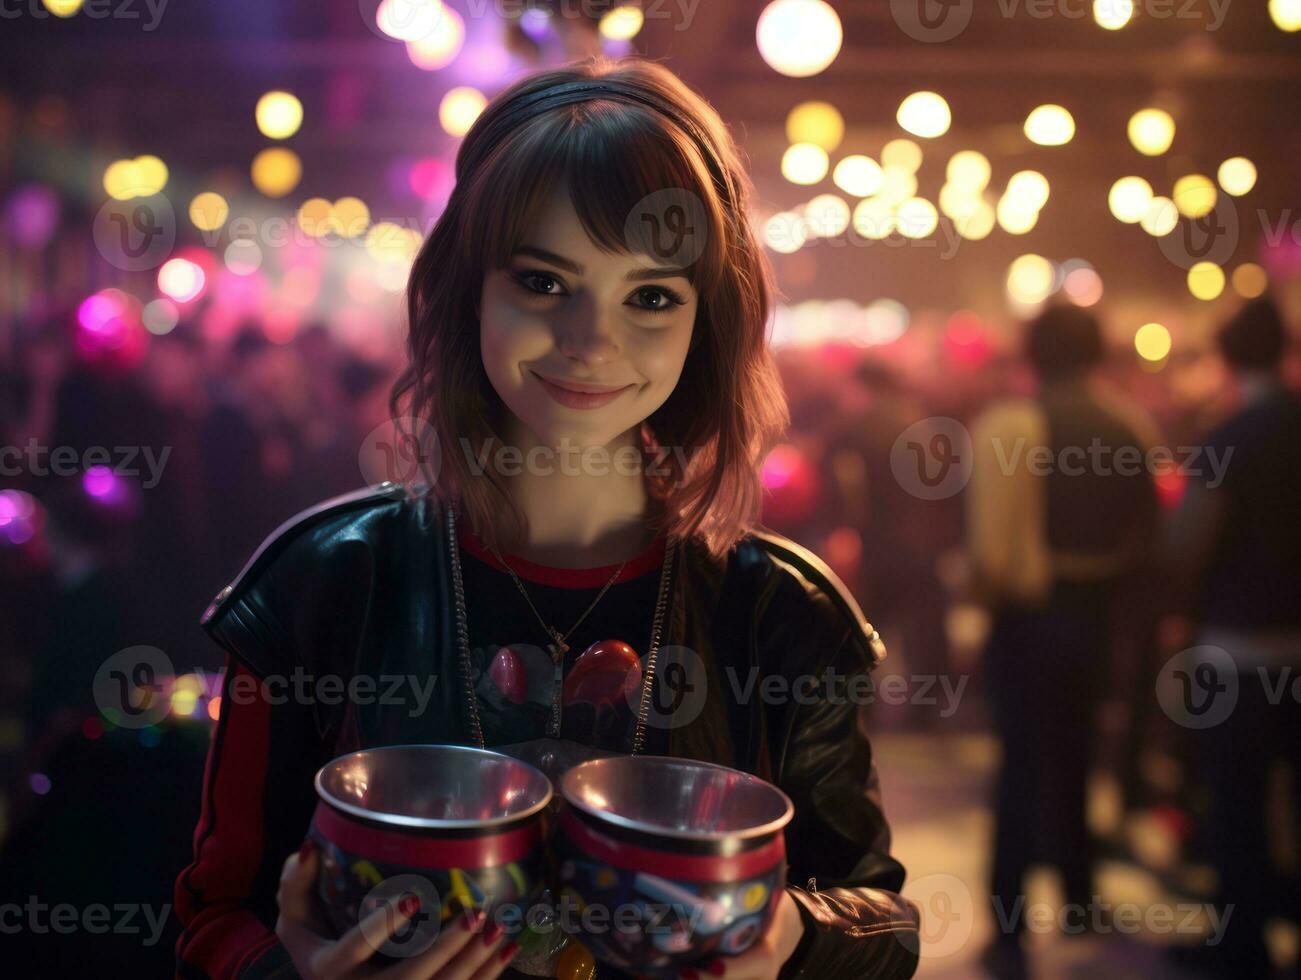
top-left (1217, 157), bottom-right (1257, 196)
top-left (1024, 105), bottom-right (1075, 146)
top-left (255, 91), bottom-right (303, 140)
top-left (897, 92), bottom-right (951, 139)
top-left (1128, 109), bottom-right (1176, 156)
top-left (786, 102), bottom-right (844, 151)
top-left (833, 155), bottom-right (883, 197)
top-left (782, 143), bottom-right (830, 185)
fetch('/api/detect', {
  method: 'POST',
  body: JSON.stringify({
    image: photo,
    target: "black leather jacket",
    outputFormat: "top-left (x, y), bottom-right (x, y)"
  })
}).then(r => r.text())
top-left (186, 483), bottom-right (920, 979)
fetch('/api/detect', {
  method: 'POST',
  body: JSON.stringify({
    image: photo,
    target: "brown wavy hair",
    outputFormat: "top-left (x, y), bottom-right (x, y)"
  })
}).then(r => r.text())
top-left (391, 58), bottom-right (788, 560)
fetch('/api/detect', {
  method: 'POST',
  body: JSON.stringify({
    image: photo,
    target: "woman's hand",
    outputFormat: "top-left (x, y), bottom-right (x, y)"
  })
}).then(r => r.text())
top-left (276, 841), bottom-right (521, 979)
top-left (674, 889), bottom-right (806, 980)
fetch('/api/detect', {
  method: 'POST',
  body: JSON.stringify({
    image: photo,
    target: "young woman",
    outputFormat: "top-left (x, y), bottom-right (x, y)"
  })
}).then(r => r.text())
top-left (175, 59), bottom-right (919, 980)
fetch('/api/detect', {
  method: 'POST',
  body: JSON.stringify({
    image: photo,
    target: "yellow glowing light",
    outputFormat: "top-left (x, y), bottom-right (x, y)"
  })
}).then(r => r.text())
top-left (763, 211), bottom-right (809, 253)
top-left (1024, 105), bottom-right (1075, 146)
top-left (600, 4), bottom-right (644, 40)
top-left (1270, 0), bottom-right (1301, 31)
top-left (804, 194), bottom-right (851, 237)
top-left (1140, 196), bottom-right (1178, 236)
top-left (1006, 170), bottom-right (1050, 212)
top-left (103, 155), bottom-right (168, 200)
top-left (1217, 157), bottom-right (1257, 197)
top-left (1006, 254), bottom-right (1056, 305)
top-left (251, 147), bottom-right (302, 198)
top-left (1094, 0), bottom-right (1134, 30)
top-left (881, 138), bottom-right (923, 174)
top-left (939, 183), bottom-right (981, 221)
top-left (897, 91), bottom-right (951, 139)
top-left (189, 192), bottom-right (229, 232)
top-left (896, 197), bottom-right (939, 239)
top-left (256, 91), bottom-right (303, 140)
top-left (955, 199), bottom-right (996, 240)
top-left (1188, 262), bottom-right (1225, 300)
top-left (1173, 174), bottom-right (1217, 218)
top-left (833, 155), bottom-right (882, 197)
top-left (1108, 176), bottom-right (1153, 224)
top-left (1127, 109), bottom-right (1176, 156)
top-left (756, 0), bottom-right (843, 78)
top-left (852, 198), bottom-right (896, 240)
top-left (439, 86), bottom-right (486, 137)
top-left (946, 151), bottom-right (991, 192)
top-left (406, 5), bottom-right (465, 70)
top-left (1134, 322), bottom-right (1171, 361)
top-left (42, 0), bottom-right (83, 15)
top-left (365, 221), bottom-right (422, 264)
top-left (782, 143), bottom-right (830, 185)
top-left (786, 102), bottom-right (844, 152)
top-left (207, 696), bottom-right (222, 722)
top-left (997, 197), bottom-right (1039, 235)
top-left (1232, 263), bottom-right (1267, 298)
top-left (296, 197), bottom-right (334, 238)
top-left (172, 690), bottom-right (199, 717)
top-left (330, 197), bottom-right (371, 238)
top-left (878, 167), bottom-right (918, 205)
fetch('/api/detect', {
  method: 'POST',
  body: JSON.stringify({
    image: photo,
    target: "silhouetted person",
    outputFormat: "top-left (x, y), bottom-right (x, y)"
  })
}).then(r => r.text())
top-left (968, 306), bottom-right (1159, 965)
top-left (1167, 296), bottom-right (1301, 978)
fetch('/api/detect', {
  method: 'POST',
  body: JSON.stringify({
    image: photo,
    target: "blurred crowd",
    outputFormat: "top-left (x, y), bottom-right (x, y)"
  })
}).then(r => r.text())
top-left (1, 292), bottom-right (1299, 976)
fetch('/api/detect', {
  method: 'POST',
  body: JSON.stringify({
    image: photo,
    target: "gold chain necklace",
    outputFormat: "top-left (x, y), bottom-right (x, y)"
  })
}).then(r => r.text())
top-left (446, 505), bottom-right (676, 752)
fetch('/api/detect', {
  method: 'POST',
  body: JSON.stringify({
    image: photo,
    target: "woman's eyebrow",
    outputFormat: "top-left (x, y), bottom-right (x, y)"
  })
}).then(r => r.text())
top-left (512, 245), bottom-right (582, 274)
top-left (626, 266), bottom-right (690, 283)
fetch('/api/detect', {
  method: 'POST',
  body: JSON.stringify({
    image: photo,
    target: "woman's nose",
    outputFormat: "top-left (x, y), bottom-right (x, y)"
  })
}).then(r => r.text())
top-left (555, 298), bottom-right (620, 366)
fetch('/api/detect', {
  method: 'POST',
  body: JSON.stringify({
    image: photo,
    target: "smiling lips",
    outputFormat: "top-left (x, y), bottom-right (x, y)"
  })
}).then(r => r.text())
top-left (532, 371), bottom-right (634, 410)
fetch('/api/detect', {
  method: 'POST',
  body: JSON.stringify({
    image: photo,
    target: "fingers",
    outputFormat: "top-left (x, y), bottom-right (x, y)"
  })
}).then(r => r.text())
top-left (386, 909), bottom-right (517, 980)
top-left (276, 840), bottom-right (321, 927)
top-left (317, 892), bottom-right (426, 976)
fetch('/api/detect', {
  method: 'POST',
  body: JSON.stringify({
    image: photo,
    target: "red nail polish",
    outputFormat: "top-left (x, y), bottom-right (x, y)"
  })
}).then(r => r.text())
top-left (499, 941), bottom-right (519, 963)
top-left (705, 960), bottom-right (726, 976)
top-left (297, 839), bottom-right (315, 862)
top-left (481, 920), bottom-right (503, 946)
top-left (398, 895), bottom-right (420, 918)
top-left (459, 908), bottom-right (477, 931)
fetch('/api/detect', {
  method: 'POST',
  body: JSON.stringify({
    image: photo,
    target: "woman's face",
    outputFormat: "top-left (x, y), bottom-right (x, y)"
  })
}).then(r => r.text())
top-left (480, 191), bottom-right (698, 451)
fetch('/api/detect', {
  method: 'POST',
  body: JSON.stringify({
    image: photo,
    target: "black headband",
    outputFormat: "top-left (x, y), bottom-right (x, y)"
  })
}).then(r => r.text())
top-left (472, 80), bottom-right (736, 205)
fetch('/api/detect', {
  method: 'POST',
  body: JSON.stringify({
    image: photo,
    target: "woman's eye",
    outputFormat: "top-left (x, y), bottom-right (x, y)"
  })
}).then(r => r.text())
top-left (513, 272), bottom-right (566, 297)
top-left (628, 286), bottom-right (685, 313)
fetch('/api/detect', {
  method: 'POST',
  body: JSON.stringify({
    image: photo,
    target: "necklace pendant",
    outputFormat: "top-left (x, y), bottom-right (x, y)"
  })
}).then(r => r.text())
top-left (547, 657), bottom-right (564, 738)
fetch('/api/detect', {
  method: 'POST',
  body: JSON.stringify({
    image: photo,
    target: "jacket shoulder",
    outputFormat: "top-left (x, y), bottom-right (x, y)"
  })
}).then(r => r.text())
top-left (200, 481), bottom-right (415, 627)
top-left (736, 527), bottom-right (887, 669)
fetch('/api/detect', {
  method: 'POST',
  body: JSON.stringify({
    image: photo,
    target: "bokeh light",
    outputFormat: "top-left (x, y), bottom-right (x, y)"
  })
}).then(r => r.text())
top-left (782, 143), bottom-right (830, 185)
top-left (439, 86), bottom-right (486, 137)
top-left (1270, 0), bottom-right (1301, 31)
top-left (1187, 262), bottom-right (1225, 300)
top-left (103, 155), bottom-right (168, 200)
top-left (1134, 322), bottom-right (1172, 361)
top-left (897, 91), bottom-right (952, 139)
top-left (1128, 109), bottom-right (1176, 156)
top-left (1108, 176), bottom-right (1153, 223)
top-left (189, 192), bottom-right (229, 232)
top-left (255, 91), bottom-right (303, 140)
top-left (786, 101), bottom-right (844, 151)
top-left (756, 0), bottom-right (843, 78)
top-left (881, 138), bottom-right (923, 174)
top-left (946, 151), bottom-right (992, 192)
top-left (896, 197), bottom-right (939, 239)
top-left (1094, 0), bottom-right (1134, 29)
top-left (1217, 156), bottom-right (1257, 196)
top-left (1006, 254), bottom-right (1056, 305)
top-left (1140, 196), bottom-right (1178, 236)
top-left (158, 258), bottom-right (207, 303)
top-left (1173, 174), bottom-right (1217, 218)
top-left (1024, 105), bottom-right (1075, 146)
top-left (376, 0), bottom-right (442, 42)
top-left (833, 155), bottom-right (882, 197)
top-left (406, 5), bottom-right (465, 69)
top-left (1232, 262), bottom-right (1268, 298)
top-left (251, 147), bottom-right (302, 198)
top-left (804, 194), bottom-right (851, 237)
top-left (600, 5), bottom-right (644, 40)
